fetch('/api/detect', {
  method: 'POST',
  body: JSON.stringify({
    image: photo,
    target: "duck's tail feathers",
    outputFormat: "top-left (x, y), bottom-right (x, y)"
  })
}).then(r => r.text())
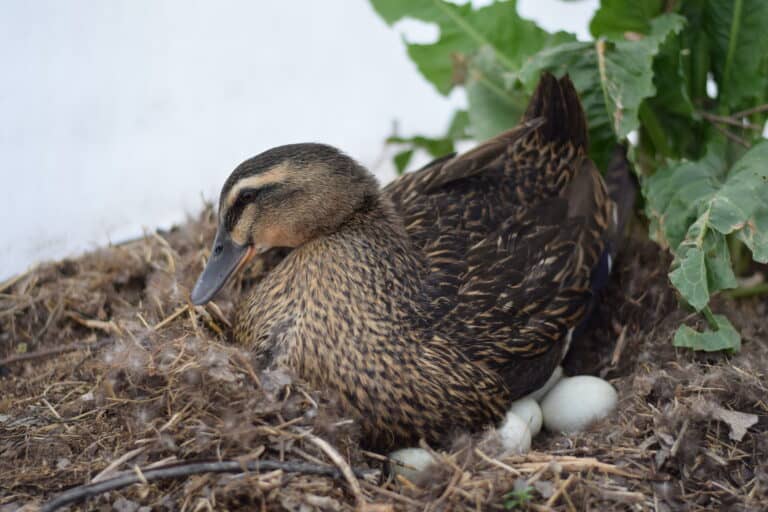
top-left (523, 72), bottom-right (589, 151)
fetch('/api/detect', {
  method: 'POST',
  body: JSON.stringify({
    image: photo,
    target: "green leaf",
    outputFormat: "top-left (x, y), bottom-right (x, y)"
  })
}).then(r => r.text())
top-left (511, 14), bottom-right (683, 169)
top-left (708, 142), bottom-right (768, 235)
top-left (466, 47), bottom-right (528, 140)
top-left (669, 243), bottom-right (709, 310)
top-left (446, 109), bottom-right (471, 139)
top-left (640, 17), bottom-right (706, 161)
top-left (369, 0), bottom-right (573, 95)
top-left (704, 0), bottom-right (768, 112)
top-left (643, 147), bottom-right (725, 248)
top-left (503, 486), bottom-right (533, 510)
top-left (645, 141), bottom-right (768, 311)
top-left (596, 15), bottom-right (686, 140)
top-left (590, 0), bottom-right (663, 39)
top-left (393, 149), bottom-right (414, 174)
top-left (703, 229), bottom-right (738, 292)
top-left (668, 218), bottom-right (737, 310)
top-left (673, 314), bottom-right (741, 352)
top-left (386, 110), bottom-right (471, 173)
top-left (737, 207), bottom-right (768, 263)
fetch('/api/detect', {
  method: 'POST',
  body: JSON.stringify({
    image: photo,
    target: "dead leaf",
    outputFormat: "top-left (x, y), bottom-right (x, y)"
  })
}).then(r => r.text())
top-left (706, 403), bottom-right (758, 442)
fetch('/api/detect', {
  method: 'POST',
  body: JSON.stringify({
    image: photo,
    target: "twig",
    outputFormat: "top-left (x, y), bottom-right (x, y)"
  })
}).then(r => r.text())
top-left (732, 103), bottom-right (768, 119)
top-left (66, 312), bottom-right (122, 335)
top-left (711, 122), bottom-right (751, 148)
top-left (546, 473), bottom-right (576, 508)
top-left (427, 464), bottom-right (462, 512)
top-left (0, 267), bottom-right (33, 294)
top-left (205, 301), bottom-right (231, 330)
top-left (360, 480), bottom-right (422, 507)
top-left (40, 459), bottom-right (369, 512)
top-left (305, 433), bottom-right (367, 510)
top-left (725, 282), bottom-right (768, 299)
top-left (699, 111), bottom-right (763, 131)
top-left (610, 325), bottom-right (628, 366)
top-left (474, 448), bottom-right (521, 476)
top-left (91, 447), bottom-right (147, 483)
top-left (503, 453), bottom-right (643, 479)
top-left (0, 337), bottom-right (114, 367)
top-left (152, 305), bottom-right (189, 331)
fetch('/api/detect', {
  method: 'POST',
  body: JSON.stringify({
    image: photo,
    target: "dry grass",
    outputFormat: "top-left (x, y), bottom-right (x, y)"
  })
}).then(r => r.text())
top-left (1, 208), bottom-right (766, 511)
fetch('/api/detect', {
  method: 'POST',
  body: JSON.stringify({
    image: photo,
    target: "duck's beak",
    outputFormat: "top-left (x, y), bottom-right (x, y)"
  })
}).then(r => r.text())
top-left (190, 229), bottom-right (256, 305)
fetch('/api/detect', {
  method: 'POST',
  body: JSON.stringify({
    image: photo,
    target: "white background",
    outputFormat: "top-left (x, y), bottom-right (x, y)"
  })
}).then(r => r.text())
top-left (0, 0), bottom-right (597, 280)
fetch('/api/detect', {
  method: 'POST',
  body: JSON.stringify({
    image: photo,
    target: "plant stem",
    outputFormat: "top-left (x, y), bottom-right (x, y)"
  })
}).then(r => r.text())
top-left (470, 69), bottom-right (520, 109)
top-left (725, 283), bottom-right (768, 299)
top-left (728, 235), bottom-right (749, 276)
top-left (702, 306), bottom-right (719, 331)
top-left (732, 103), bottom-right (768, 118)
top-left (720, 0), bottom-right (743, 114)
top-left (639, 103), bottom-right (670, 155)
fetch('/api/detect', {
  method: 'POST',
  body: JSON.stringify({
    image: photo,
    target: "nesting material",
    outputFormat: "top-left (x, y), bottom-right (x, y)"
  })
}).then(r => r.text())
top-left (0, 211), bottom-right (766, 511)
top-left (541, 375), bottom-right (618, 433)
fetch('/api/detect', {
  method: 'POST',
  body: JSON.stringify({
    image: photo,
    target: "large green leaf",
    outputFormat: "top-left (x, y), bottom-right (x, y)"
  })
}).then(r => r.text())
top-left (673, 314), bottom-right (741, 352)
top-left (590, 0), bottom-right (663, 39)
top-left (709, 142), bottom-right (768, 235)
top-left (643, 147), bottom-right (725, 249)
top-left (704, 0), bottom-right (768, 113)
top-left (370, 0), bottom-right (768, 354)
top-left (511, 14), bottom-right (684, 169)
top-left (640, 17), bottom-right (707, 161)
top-left (645, 141), bottom-right (768, 310)
top-left (465, 47), bottom-right (528, 141)
top-left (369, 0), bottom-right (573, 95)
top-left (597, 15), bottom-right (686, 140)
top-left (668, 215), bottom-right (738, 311)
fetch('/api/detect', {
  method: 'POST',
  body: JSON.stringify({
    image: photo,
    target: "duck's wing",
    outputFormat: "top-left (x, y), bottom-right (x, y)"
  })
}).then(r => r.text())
top-left (385, 73), bottom-right (618, 396)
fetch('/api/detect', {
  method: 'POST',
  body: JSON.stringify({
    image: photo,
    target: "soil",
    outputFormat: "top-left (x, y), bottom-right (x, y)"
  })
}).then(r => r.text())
top-left (1, 207), bottom-right (766, 511)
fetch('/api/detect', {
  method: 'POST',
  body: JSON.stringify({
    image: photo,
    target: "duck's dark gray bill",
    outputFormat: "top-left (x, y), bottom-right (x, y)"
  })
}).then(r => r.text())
top-left (190, 230), bottom-right (251, 305)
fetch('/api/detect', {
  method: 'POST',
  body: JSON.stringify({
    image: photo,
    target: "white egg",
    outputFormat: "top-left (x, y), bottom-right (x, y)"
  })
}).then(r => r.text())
top-left (527, 365), bottom-right (564, 402)
top-left (541, 375), bottom-right (618, 433)
top-left (498, 410), bottom-right (532, 453)
top-left (388, 448), bottom-right (436, 482)
top-left (507, 397), bottom-right (543, 436)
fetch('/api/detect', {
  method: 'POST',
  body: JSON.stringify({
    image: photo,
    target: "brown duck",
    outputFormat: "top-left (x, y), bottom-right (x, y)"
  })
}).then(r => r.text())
top-left (191, 73), bottom-right (629, 449)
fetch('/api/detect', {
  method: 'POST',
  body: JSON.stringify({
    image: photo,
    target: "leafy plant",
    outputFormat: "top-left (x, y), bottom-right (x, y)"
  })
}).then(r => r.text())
top-left (503, 485), bottom-right (534, 509)
top-left (387, 110), bottom-right (471, 173)
top-left (370, 0), bottom-right (768, 352)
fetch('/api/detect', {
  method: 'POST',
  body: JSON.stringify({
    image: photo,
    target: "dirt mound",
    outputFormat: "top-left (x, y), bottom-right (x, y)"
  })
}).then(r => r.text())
top-left (1, 209), bottom-right (766, 511)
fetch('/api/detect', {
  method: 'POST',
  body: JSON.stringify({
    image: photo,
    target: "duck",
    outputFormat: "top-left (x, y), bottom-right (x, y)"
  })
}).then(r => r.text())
top-left (190, 73), bottom-right (629, 450)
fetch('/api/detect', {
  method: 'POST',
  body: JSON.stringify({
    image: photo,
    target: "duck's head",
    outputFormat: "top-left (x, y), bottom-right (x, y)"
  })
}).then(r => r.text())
top-left (190, 143), bottom-right (379, 305)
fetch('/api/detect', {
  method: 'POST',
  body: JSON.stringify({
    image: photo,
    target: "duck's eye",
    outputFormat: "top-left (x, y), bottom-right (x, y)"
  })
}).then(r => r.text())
top-left (237, 184), bottom-right (277, 205)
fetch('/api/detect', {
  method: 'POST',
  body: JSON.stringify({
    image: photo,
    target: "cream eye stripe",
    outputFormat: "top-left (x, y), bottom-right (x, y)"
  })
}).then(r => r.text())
top-left (224, 165), bottom-right (290, 209)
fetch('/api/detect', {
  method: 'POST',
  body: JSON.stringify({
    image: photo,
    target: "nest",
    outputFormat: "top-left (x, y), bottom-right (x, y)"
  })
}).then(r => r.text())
top-left (1, 207), bottom-right (766, 511)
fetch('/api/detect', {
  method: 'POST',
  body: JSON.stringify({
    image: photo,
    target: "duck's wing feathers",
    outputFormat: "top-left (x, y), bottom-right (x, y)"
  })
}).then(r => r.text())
top-left (384, 73), bottom-right (615, 395)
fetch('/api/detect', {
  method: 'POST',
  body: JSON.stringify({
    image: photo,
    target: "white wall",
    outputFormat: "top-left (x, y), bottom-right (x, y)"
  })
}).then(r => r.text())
top-left (0, 0), bottom-right (596, 280)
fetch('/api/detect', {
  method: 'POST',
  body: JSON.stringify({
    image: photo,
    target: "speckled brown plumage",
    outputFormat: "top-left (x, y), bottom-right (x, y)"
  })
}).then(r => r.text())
top-left (196, 73), bottom-right (622, 450)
